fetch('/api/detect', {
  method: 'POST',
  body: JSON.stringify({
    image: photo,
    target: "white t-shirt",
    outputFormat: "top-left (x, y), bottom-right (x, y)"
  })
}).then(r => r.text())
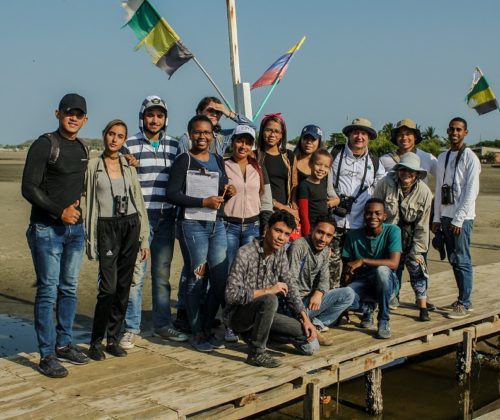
top-left (380, 149), bottom-right (437, 184)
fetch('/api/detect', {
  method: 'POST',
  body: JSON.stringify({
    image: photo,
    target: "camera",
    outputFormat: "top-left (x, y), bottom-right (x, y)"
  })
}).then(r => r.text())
top-left (441, 184), bottom-right (455, 205)
top-left (331, 194), bottom-right (355, 217)
top-left (114, 195), bottom-right (129, 216)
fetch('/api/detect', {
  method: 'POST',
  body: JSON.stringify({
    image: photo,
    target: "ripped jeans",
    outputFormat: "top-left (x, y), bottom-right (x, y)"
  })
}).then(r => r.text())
top-left (177, 219), bottom-right (228, 336)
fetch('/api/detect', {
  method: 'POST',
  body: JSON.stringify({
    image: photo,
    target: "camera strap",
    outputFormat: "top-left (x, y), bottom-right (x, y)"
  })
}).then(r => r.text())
top-left (334, 145), bottom-right (370, 201)
top-left (443, 145), bottom-right (466, 187)
top-left (101, 155), bottom-right (128, 201)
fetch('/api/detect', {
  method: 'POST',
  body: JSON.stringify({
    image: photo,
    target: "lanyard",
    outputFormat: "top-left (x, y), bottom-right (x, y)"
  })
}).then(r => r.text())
top-left (101, 156), bottom-right (127, 200)
top-left (443, 145), bottom-right (465, 186)
top-left (335, 145), bottom-right (369, 199)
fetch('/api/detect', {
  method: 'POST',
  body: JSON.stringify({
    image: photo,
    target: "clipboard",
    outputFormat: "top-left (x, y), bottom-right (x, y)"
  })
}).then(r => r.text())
top-left (184, 168), bottom-right (219, 221)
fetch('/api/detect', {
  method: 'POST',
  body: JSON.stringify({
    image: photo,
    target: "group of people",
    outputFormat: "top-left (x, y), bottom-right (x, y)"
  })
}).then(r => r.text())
top-left (21, 92), bottom-right (481, 377)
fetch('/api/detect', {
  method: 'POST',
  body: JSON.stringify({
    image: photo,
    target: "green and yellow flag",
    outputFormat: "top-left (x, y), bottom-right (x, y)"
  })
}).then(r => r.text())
top-left (122, 0), bottom-right (193, 77)
top-left (466, 67), bottom-right (499, 115)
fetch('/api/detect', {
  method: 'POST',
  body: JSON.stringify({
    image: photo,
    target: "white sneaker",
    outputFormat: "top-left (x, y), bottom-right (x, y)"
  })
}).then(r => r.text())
top-left (119, 332), bottom-right (137, 350)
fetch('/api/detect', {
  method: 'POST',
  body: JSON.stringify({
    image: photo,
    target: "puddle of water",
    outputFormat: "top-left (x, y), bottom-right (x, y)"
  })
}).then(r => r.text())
top-left (0, 314), bottom-right (91, 357)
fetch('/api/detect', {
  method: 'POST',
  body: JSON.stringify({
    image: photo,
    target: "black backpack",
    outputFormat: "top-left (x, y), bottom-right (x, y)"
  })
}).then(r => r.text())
top-left (39, 132), bottom-right (89, 165)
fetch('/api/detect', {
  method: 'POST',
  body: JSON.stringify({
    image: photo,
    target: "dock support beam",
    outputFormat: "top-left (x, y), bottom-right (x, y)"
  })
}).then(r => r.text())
top-left (303, 380), bottom-right (320, 420)
top-left (456, 329), bottom-right (474, 385)
top-left (365, 367), bottom-right (383, 415)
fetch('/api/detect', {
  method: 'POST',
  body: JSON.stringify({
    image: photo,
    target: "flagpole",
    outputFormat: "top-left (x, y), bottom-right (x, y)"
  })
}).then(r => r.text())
top-left (191, 57), bottom-right (235, 112)
top-left (252, 36), bottom-right (306, 121)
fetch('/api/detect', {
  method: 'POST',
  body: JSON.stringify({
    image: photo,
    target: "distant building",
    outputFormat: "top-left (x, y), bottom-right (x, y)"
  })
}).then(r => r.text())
top-left (470, 146), bottom-right (500, 164)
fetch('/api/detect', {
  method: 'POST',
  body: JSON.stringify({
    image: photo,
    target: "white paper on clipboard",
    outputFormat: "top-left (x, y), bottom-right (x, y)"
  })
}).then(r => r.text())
top-left (184, 169), bottom-right (219, 221)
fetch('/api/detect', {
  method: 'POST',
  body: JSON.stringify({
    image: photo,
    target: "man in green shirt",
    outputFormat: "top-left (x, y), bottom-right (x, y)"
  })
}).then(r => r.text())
top-left (342, 198), bottom-right (402, 339)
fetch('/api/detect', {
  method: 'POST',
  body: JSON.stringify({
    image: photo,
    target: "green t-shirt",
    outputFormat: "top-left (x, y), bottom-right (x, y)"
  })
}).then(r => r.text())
top-left (150, 140), bottom-right (160, 151)
top-left (342, 224), bottom-right (402, 276)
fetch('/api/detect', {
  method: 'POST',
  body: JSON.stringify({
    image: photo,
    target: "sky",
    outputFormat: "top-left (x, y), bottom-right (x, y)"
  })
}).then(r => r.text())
top-left (1, 0), bottom-right (500, 145)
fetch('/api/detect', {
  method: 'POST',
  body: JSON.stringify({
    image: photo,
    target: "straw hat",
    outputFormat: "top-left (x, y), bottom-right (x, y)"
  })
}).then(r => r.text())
top-left (394, 152), bottom-right (427, 179)
top-left (391, 119), bottom-right (422, 145)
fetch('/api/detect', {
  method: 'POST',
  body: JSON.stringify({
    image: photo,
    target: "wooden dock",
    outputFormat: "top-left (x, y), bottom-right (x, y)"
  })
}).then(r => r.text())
top-left (1, 263), bottom-right (500, 419)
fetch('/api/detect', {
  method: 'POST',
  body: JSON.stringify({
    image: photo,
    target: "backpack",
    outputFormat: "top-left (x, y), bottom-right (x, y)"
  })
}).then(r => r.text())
top-left (40, 132), bottom-right (89, 165)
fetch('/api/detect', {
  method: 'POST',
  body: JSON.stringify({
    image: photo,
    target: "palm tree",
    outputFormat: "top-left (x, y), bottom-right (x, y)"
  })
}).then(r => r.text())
top-left (379, 122), bottom-right (394, 139)
top-left (422, 126), bottom-right (437, 141)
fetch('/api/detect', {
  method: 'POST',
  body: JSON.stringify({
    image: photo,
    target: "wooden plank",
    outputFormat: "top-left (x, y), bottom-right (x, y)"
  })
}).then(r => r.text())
top-left (303, 380), bottom-right (321, 420)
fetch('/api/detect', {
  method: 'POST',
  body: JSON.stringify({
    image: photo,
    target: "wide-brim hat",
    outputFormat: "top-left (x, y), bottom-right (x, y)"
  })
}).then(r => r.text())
top-left (391, 118), bottom-right (422, 145)
top-left (394, 152), bottom-right (427, 179)
top-left (342, 117), bottom-right (377, 140)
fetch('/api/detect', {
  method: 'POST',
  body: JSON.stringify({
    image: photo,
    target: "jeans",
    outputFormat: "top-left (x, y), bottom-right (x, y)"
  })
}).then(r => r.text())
top-left (441, 217), bottom-right (474, 308)
top-left (27, 223), bottom-right (85, 358)
top-left (304, 287), bottom-right (355, 329)
top-left (230, 294), bottom-right (319, 355)
top-left (225, 221), bottom-right (260, 271)
top-left (396, 254), bottom-right (428, 300)
top-left (177, 219), bottom-right (228, 335)
top-left (348, 266), bottom-right (398, 322)
top-left (124, 210), bottom-right (176, 333)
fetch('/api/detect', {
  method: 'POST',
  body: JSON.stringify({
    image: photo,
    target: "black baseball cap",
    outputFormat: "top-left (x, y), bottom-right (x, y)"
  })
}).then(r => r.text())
top-left (58, 93), bottom-right (87, 114)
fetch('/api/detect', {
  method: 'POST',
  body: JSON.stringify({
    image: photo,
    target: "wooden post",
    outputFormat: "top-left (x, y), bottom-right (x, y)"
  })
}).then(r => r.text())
top-left (304, 380), bottom-right (321, 420)
top-left (458, 386), bottom-right (472, 420)
top-left (456, 329), bottom-right (474, 385)
top-left (365, 368), bottom-right (383, 415)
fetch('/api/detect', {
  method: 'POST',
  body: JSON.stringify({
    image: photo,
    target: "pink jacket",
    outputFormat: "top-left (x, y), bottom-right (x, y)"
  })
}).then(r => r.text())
top-left (224, 159), bottom-right (273, 221)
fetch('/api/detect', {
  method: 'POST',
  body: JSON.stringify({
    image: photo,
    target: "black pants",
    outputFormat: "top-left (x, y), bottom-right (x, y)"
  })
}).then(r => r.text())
top-left (91, 213), bottom-right (140, 344)
top-left (230, 294), bottom-right (307, 354)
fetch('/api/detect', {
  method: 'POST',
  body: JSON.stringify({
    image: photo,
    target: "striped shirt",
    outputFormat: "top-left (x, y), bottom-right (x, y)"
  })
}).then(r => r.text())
top-left (123, 133), bottom-right (180, 216)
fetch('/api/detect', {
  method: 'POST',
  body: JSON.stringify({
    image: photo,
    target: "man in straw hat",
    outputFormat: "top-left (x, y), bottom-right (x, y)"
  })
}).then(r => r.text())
top-left (380, 119), bottom-right (437, 184)
top-left (374, 152), bottom-right (434, 321)
top-left (328, 118), bottom-right (386, 288)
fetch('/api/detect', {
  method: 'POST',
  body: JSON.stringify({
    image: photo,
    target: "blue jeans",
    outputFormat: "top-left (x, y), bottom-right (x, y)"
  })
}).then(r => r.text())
top-left (26, 223), bottom-right (85, 358)
top-left (225, 220), bottom-right (260, 270)
top-left (304, 287), bottom-right (356, 328)
top-left (441, 217), bottom-right (474, 308)
top-left (396, 254), bottom-right (428, 300)
top-left (177, 219), bottom-right (228, 335)
top-left (124, 210), bottom-right (176, 333)
top-left (348, 266), bottom-right (398, 322)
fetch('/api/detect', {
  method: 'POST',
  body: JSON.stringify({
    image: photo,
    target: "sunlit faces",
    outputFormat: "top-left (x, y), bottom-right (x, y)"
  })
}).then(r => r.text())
top-left (143, 107), bottom-right (166, 134)
top-left (104, 124), bottom-right (127, 155)
top-left (264, 221), bottom-right (292, 251)
top-left (396, 127), bottom-right (416, 152)
top-left (348, 129), bottom-right (370, 153)
top-left (189, 120), bottom-right (213, 152)
top-left (262, 120), bottom-right (283, 148)
top-left (232, 135), bottom-right (254, 160)
top-left (311, 222), bottom-right (335, 251)
top-left (300, 134), bottom-right (319, 155)
top-left (56, 109), bottom-right (88, 137)
top-left (397, 167), bottom-right (418, 189)
top-left (364, 202), bottom-right (387, 230)
top-left (201, 101), bottom-right (223, 126)
top-left (447, 120), bottom-right (468, 148)
top-left (310, 154), bottom-right (332, 181)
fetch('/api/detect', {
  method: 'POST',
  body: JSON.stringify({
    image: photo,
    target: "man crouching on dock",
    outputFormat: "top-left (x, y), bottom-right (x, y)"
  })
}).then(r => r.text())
top-left (224, 210), bottom-right (319, 368)
top-left (342, 198), bottom-right (402, 339)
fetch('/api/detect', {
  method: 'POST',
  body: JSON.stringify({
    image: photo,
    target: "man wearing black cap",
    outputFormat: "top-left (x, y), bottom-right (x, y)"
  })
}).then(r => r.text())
top-left (22, 93), bottom-right (90, 378)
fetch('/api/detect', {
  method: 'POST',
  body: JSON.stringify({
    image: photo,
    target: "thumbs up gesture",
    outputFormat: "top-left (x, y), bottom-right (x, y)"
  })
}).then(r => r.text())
top-left (61, 200), bottom-right (81, 224)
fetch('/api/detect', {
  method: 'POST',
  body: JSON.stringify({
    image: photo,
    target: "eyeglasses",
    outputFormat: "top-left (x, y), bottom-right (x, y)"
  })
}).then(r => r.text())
top-left (191, 130), bottom-right (213, 137)
top-left (205, 108), bottom-right (223, 117)
top-left (264, 128), bottom-right (282, 135)
top-left (63, 109), bottom-right (85, 119)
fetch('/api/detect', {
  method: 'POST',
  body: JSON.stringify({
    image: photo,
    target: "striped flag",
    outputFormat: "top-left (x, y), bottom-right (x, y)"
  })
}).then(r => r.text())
top-left (466, 67), bottom-right (499, 115)
top-left (251, 36), bottom-right (306, 90)
top-left (122, 0), bottom-right (193, 77)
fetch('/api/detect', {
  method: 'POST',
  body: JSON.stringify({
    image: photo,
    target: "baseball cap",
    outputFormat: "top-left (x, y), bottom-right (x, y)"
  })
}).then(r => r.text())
top-left (58, 93), bottom-right (87, 114)
top-left (143, 96), bottom-right (167, 113)
top-left (301, 124), bottom-right (323, 140)
top-left (232, 124), bottom-right (256, 140)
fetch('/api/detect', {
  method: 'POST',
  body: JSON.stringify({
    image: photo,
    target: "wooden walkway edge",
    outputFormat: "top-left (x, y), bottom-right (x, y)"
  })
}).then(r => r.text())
top-left (1, 263), bottom-right (499, 419)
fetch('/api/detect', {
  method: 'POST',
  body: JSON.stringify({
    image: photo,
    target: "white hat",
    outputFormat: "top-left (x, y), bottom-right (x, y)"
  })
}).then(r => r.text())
top-left (232, 124), bottom-right (256, 140)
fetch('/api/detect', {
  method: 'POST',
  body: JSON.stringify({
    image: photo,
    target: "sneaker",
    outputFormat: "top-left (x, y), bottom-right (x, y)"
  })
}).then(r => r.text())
top-left (419, 308), bottom-right (431, 322)
top-left (119, 332), bottom-right (137, 350)
top-left (105, 342), bottom-right (127, 357)
top-left (224, 328), bottom-right (239, 343)
top-left (389, 296), bottom-right (400, 310)
top-left (207, 334), bottom-right (225, 349)
top-left (447, 303), bottom-right (470, 319)
top-left (153, 326), bottom-right (189, 342)
top-left (246, 351), bottom-right (282, 368)
top-left (88, 343), bottom-right (106, 361)
top-left (360, 311), bottom-right (374, 329)
top-left (173, 310), bottom-right (192, 334)
top-left (377, 320), bottom-right (391, 339)
top-left (317, 332), bottom-right (334, 346)
top-left (314, 323), bottom-right (329, 333)
top-left (56, 344), bottom-right (90, 365)
top-left (39, 354), bottom-right (68, 378)
top-left (465, 304), bottom-right (474, 312)
top-left (190, 338), bottom-right (214, 353)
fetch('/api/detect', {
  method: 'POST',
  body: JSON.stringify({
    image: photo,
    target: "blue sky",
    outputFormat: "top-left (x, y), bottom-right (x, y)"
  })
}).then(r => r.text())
top-left (1, 0), bottom-right (499, 145)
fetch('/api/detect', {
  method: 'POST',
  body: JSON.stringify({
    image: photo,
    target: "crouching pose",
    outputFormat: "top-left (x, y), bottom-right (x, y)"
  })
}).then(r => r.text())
top-left (342, 199), bottom-right (402, 339)
top-left (85, 120), bottom-right (150, 360)
top-left (224, 211), bottom-right (319, 368)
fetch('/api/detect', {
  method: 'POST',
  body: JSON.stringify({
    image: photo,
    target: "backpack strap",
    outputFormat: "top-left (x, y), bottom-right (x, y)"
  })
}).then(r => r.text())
top-left (40, 133), bottom-right (89, 165)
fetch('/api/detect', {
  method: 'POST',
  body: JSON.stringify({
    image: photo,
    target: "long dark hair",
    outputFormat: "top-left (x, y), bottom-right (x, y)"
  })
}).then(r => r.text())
top-left (257, 113), bottom-right (288, 155)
